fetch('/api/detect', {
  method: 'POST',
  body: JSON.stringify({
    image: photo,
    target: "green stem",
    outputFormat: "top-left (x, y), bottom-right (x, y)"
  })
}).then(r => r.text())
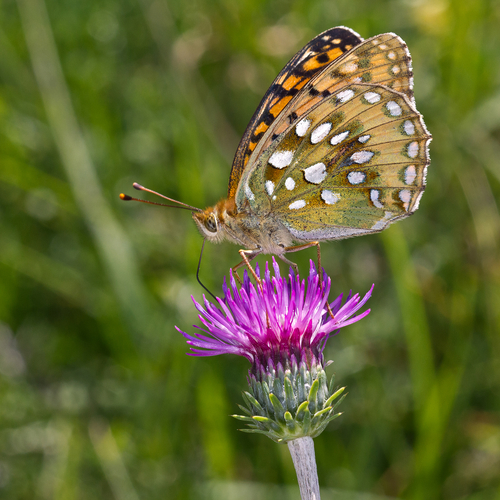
top-left (288, 437), bottom-right (321, 500)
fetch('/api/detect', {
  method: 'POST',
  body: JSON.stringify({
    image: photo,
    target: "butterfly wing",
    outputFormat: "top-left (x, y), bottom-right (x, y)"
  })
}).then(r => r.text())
top-left (246, 32), bottom-right (417, 167)
top-left (266, 84), bottom-right (430, 240)
top-left (228, 26), bottom-right (363, 199)
top-left (235, 34), bottom-right (431, 241)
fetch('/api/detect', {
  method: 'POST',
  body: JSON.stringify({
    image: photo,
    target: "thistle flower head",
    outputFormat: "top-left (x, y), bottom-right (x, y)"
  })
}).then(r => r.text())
top-left (176, 259), bottom-right (373, 442)
top-left (178, 259), bottom-right (371, 363)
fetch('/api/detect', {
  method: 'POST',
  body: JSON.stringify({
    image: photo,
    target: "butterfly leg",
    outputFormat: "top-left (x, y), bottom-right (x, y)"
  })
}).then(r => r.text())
top-left (283, 242), bottom-right (336, 320)
top-left (283, 241), bottom-right (322, 277)
top-left (276, 254), bottom-right (299, 275)
top-left (232, 249), bottom-right (261, 285)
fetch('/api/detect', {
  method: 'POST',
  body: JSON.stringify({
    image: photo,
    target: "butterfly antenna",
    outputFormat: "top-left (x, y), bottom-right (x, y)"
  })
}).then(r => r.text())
top-left (197, 239), bottom-right (217, 301)
top-left (119, 183), bottom-right (203, 212)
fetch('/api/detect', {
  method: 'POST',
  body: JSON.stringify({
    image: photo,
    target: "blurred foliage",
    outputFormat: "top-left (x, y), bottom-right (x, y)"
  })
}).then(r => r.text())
top-left (1, 0), bottom-right (499, 498)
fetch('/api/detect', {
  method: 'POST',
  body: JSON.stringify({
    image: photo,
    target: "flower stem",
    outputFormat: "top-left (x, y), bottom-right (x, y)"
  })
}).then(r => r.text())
top-left (287, 437), bottom-right (321, 500)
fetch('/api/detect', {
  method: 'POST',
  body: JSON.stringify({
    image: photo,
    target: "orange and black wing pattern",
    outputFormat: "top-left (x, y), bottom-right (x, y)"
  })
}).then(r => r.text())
top-left (227, 26), bottom-right (363, 199)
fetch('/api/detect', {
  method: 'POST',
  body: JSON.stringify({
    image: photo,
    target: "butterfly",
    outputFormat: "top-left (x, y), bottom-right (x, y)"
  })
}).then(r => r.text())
top-left (124, 26), bottom-right (431, 279)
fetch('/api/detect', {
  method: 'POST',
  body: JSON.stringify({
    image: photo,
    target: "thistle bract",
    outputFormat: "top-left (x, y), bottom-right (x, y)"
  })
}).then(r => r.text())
top-left (177, 259), bottom-right (372, 442)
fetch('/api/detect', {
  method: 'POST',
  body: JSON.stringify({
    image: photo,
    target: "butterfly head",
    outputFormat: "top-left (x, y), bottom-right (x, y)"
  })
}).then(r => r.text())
top-left (192, 204), bottom-right (226, 244)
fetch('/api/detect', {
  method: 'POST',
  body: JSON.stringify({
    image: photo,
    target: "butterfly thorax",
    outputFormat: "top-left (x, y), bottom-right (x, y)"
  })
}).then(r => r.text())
top-left (192, 198), bottom-right (294, 255)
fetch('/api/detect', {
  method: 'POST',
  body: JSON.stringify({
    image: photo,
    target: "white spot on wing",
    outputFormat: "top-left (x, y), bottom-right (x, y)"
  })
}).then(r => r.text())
top-left (399, 189), bottom-right (411, 203)
top-left (388, 51), bottom-right (396, 60)
top-left (265, 180), bottom-right (274, 196)
top-left (337, 89), bottom-right (355, 103)
top-left (392, 65), bottom-right (401, 75)
top-left (330, 131), bottom-right (349, 145)
top-left (289, 200), bottom-right (306, 210)
top-left (364, 91), bottom-right (381, 104)
top-left (303, 162), bottom-right (327, 184)
top-left (310, 123), bottom-right (332, 144)
top-left (245, 183), bottom-right (255, 201)
top-left (379, 44), bottom-right (388, 50)
top-left (370, 189), bottom-right (384, 208)
top-left (407, 141), bottom-right (419, 158)
top-left (342, 62), bottom-right (358, 73)
top-left (296, 119), bottom-right (311, 137)
top-left (269, 150), bottom-right (294, 169)
top-left (351, 151), bottom-right (374, 164)
top-left (358, 135), bottom-right (370, 143)
top-left (285, 177), bottom-right (295, 190)
top-left (404, 165), bottom-right (417, 185)
top-left (321, 190), bottom-right (340, 205)
top-left (347, 171), bottom-right (366, 185)
top-left (386, 101), bottom-right (402, 116)
top-left (399, 189), bottom-right (411, 210)
top-left (404, 120), bottom-right (415, 135)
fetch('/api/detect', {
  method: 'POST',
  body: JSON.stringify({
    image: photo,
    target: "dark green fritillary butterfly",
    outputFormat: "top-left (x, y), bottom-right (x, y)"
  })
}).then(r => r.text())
top-left (125, 26), bottom-right (431, 274)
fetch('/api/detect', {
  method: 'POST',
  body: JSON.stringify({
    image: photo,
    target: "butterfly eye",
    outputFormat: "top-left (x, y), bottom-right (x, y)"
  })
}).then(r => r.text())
top-left (205, 215), bottom-right (218, 233)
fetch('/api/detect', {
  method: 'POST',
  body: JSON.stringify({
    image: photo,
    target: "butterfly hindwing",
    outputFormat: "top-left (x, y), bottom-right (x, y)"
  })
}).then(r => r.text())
top-left (232, 31), bottom-right (430, 242)
top-left (228, 26), bottom-right (363, 198)
top-left (241, 83), bottom-right (430, 241)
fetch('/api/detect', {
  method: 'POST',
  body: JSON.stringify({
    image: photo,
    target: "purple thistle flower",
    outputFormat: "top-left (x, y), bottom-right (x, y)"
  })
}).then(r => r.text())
top-left (177, 258), bottom-right (372, 366)
top-left (177, 259), bottom-right (373, 442)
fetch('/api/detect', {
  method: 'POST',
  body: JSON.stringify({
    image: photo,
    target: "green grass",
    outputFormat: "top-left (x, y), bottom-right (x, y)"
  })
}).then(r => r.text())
top-left (1, 0), bottom-right (500, 498)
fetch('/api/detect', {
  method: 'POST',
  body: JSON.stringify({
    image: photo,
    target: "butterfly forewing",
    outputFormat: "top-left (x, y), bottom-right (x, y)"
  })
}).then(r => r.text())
top-left (228, 26), bottom-right (363, 198)
top-left (246, 33), bottom-right (417, 167)
top-left (240, 82), bottom-right (430, 240)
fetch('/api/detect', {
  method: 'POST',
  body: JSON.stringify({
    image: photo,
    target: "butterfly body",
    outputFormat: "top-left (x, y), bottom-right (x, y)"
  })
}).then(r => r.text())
top-left (192, 27), bottom-right (431, 266)
top-left (129, 27), bottom-right (430, 271)
top-left (193, 198), bottom-right (294, 257)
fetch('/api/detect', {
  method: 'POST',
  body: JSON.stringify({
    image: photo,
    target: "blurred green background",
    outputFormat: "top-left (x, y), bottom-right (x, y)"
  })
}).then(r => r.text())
top-left (1, 0), bottom-right (499, 498)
